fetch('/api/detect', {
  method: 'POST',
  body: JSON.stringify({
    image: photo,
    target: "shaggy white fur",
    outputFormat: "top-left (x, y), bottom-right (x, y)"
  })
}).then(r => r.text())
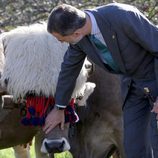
top-left (0, 23), bottom-right (95, 101)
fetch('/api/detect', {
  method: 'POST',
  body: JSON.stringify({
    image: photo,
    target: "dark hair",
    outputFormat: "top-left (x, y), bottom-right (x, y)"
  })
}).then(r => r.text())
top-left (47, 4), bottom-right (86, 36)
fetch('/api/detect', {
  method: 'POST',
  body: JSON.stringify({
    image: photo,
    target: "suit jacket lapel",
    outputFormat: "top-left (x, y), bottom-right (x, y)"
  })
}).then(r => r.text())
top-left (78, 36), bottom-right (112, 72)
top-left (91, 10), bottom-right (126, 73)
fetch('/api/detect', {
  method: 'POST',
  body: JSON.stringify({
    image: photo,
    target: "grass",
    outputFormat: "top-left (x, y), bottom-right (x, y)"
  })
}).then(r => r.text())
top-left (0, 148), bottom-right (14, 158)
top-left (0, 145), bottom-right (35, 158)
top-left (0, 144), bottom-right (73, 158)
top-left (54, 151), bottom-right (73, 158)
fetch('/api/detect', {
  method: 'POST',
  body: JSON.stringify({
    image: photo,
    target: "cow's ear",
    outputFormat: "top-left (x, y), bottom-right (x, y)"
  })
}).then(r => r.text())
top-left (2, 36), bottom-right (7, 56)
top-left (0, 34), bottom-right (5, 77)
top-left (0, 35), bottom-right (5, 56)
top-left (76, 82), bottom-right (96, 106)
top-left (0, 32), bottom-right (9, 56)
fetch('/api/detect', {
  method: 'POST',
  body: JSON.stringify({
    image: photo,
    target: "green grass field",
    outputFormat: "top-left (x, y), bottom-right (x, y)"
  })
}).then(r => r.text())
top-left (0, 145), bottom-right (35, 158)
top-left (0, 148), bottom-right (15, 158)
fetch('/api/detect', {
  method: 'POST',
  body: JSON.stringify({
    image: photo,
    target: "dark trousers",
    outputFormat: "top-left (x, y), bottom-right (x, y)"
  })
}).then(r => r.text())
top-left (123, 78), bottom-right (158, 158)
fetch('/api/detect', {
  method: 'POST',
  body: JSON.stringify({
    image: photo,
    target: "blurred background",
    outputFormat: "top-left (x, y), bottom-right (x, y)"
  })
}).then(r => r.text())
top-left (0, 0), bottom-right (158, 31)
top-left (0, 0), bottom-right (157, 158)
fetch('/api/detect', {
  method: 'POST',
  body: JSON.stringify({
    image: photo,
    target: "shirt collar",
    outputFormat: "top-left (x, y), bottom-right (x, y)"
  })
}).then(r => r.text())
top-left (85, 11), bottom-right (100, 36)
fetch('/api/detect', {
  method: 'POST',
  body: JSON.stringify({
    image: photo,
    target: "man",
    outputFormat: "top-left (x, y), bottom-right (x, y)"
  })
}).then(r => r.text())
top-left (43, 2), bottom-right (158, 158)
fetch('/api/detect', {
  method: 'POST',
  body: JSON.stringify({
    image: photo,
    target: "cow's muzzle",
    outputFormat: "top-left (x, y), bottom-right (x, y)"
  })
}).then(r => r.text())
top-left (41, 137), bottom-right (70, 154)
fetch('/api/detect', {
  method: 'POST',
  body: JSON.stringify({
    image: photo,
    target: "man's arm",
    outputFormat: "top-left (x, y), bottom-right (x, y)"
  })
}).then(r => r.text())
top-left (43, 44), bottom-right (86, 134)
top-left (55, 44), bottom-right (86, 106)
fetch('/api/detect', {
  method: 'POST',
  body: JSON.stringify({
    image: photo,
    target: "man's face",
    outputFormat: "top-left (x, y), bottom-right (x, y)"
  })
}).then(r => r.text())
top-left (52, 31), bottom-right (83, 44)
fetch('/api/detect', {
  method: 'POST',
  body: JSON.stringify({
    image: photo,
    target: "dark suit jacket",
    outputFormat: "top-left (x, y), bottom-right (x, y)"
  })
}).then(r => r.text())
top-left (55, 2), bottom-right (158, 106)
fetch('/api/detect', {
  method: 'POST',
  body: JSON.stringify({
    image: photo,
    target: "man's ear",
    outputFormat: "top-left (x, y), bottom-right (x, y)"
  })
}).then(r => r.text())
top-left (73, 29), bottom-right (82, 37)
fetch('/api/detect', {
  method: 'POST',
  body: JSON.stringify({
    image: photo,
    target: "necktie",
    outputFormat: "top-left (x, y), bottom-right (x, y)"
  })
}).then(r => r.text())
top-left (90, 35), bottom-right (120, 73)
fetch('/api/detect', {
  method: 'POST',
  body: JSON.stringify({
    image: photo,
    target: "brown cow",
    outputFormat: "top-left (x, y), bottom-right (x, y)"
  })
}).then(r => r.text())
top-left (69, 64), bottom-right (124, 158)
top-left (0, 23), bottom-right (95, 157)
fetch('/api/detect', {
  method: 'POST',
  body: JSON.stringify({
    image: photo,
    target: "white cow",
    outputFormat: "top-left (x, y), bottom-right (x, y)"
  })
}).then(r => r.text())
top-left (0, 22), bottom-right (95, 158)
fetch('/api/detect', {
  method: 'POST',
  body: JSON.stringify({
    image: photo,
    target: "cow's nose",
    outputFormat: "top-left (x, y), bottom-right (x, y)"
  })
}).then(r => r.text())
top-left (45, 140), bottom-right (65, 153)
top-left (41, 137), bottom-right (70, 154)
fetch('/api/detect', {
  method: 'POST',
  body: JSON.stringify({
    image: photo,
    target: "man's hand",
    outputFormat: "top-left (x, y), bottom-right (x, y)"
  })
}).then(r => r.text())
top-left (43, 107), bottom-right (65, 134)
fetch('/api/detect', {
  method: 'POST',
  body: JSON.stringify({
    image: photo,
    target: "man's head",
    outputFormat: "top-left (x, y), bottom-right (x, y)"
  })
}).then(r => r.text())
top-left (47, 4), bottom-right (89, 44)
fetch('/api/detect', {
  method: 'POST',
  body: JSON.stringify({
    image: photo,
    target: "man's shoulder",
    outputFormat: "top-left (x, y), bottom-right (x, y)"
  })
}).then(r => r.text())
top-left (99, 2), bottom-right (136, 10)
top-left (89, 2), bottom-right (137, 15)
top-left (87, 2), bottom-right (139, 26)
